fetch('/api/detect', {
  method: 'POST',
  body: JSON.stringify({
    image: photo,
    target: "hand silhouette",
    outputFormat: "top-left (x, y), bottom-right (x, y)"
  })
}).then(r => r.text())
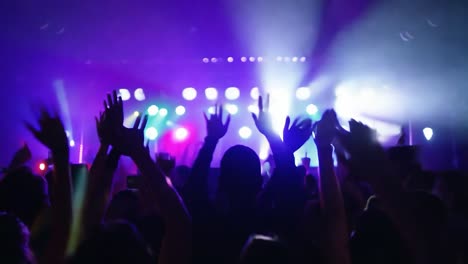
top-left (9, 144), bottom-right (32, 169)
top-left (283, 116), bottom-right (313, 153)
top-left (314, 109), bottom-right (338, 146)
top-left (26, 109), bottom-right (69, 155)
top-left (252, 95), bottom-right (274, 137)
top-left (204, 104), bottom-right (230, 140)
top-left (113, 115), bottom-right (149, 156)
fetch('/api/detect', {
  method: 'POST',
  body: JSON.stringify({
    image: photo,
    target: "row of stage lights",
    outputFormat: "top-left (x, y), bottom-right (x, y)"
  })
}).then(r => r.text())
top-left (202, 56), bottom-right (307, 63)
top-left (182, 86), bottom-right (316, 101)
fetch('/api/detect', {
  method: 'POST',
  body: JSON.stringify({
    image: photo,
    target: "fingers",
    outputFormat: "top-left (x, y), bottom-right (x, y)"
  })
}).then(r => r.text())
top-left (203, 112), bottom-right (209, 123)
top-left (283, 116), bottom-right (291, 135)
top-left (224, 114), bottom-right (231, 128)
top-left (103, 100), bottom-right (109, 110)
top-left (107, 93), bottom-right (113, 108)
top-left (265, 94), bottom-right (270, 111)
top-left (251, 113), bottom-right (258, 124)
top-left (112, 90), bottom-right (118, 105)
top-left (218, 104), bottom-right (223, 120)
top-left (133, 116), bottom-right (142, 129)
top-left (258, 96), bottom-right (263, 112)
top-left (140, 115), bottom-right (149, 130)
top-left (25, 121), bottom-right (42, 141)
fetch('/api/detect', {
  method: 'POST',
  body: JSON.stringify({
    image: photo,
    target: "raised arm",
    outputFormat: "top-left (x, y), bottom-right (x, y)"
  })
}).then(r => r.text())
top-left (183, 104), bottom-right (230, 207)
top-left (314, 110), bottom-right (350, 264)
top-left (114, 114), bottom-right (191, 264)
top-left (26, 109), bottom-right (72, 264)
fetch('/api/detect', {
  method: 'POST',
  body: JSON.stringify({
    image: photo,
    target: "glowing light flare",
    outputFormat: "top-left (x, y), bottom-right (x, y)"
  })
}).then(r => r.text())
top-left (250, 87), bottom-right (260, 100)
top-left (182, 87), bottom-right (197, 101)
top-left (227, 57), bottom-right (234, 62)
top-left (174, 127), bottom-right (189, 141)
top-left (159, 108), bottom-right (168, 117)
top-left (175, 105), bottom-right (186, 116)
top-left (119, 89), bottom-right (131, 101)
top-left (147, 105), bottom-right (159, 116)
top-left (306, 104), bottom-right (318, 115)
top-left (39, 163), bottom-right (46, 171)
top-left (202, 58), bottom-right (209, 63)
top-left (205, 87), bottom-right (218, 100)
top-left (225, 104), bottom-right (239, 115)
top-left (423, 127), bottom-right (433, 141)
top-left (240, 57), bottom-right (247, 62)
top-left (296, 87), bottom-right (311, 100)
top-left (239, 126), bottom-right (252, 139)
top-left (145, 127), bottom-right (158, 140)
top-left (225, 87), bottom-right (240, 100)
top-left (134, 88), bottom-right (146, 101)
top-left (133, 111), bottom-right (140, 117)
top-left (248, 104), bottom-right (259, 115)
top-left (69, 140), bottom-right (75, 147)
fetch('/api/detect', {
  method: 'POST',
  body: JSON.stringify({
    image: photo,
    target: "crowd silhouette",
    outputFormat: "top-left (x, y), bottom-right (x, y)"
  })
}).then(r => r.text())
top-left (0, 90), bottom-right (467, 264)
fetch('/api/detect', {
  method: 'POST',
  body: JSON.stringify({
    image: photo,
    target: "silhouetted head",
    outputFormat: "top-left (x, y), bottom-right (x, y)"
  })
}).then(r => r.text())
top-left (72, 221), bottom-right (152, 264)
top-left (0, 167), bottom-right (48, 227)
top-left (219, 145), bottom-right (262, 203)
top-left (105, 189), bottom-right (141, 224)
top-left (0, 212), bottom-right (35, 264)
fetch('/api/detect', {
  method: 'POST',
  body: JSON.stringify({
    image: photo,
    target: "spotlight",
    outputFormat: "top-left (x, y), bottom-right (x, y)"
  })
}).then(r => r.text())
top-left (211, 57), bottom-right (218, 63)
top-left (423, 127), bottom-right (433, 141)
top-left (145, 127), bottom-right (158, 140)
top-left (249, 56), bottom-right (255, 62)
top-left (239, 126), bottom-right (252, 139)
top-left (257, 57), bottom-right (263, 62)
top-left (133, 111), bottom-right (140, 117)
top-left (208, 106), bottom-right (216, 114)
top-left (296, 87), bottom-right (311, 100)
top-left (225, 87), bottom-right (240, 100)
top-left (174, 127), bottom-right (189, 141)
top-left (202, 58), bottom-right (209, 63)
top-left (226, 104), bottom-right (238, 115)
top-left (134, 88), bottom-right (146, 101)
top-left (159, 108), bottom-right (168, 117)
top-left (147, 105), bottom-right (159, 116)
top-left (118, 89), bottom-right (131, 101)
top-left (175, 105), bottom-right (186, 116)
top-left (250, 87), bottom-right (260, 99)
top-left (241, 57), bottom-right (247, 62)
top-left (69, 139), bottom-right (75, 147)
top-left (300, 56), bottom-right (306, 62)
top-left (227, 57), bottom-right (234, 62)
top-left (182, 87), bottom-right (197, 101)
top-left (292, 57), bottom-right (298, 62)
top-left (205, 87), bottom-right (218, 100)
top-left (39, 162), bottom-right (46, 171)
top-left (306, 104), bottom-right (318, 115)
top-left (276, 56), bottom-right (283, 62)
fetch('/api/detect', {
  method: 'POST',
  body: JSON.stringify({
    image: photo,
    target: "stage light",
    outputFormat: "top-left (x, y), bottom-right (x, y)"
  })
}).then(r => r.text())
top-left (276, 56), bottom-right (283, 62)
top-left (145, 127), bottom-right (158, 140)
top-left (306, 104), bottom-right (318, 115)
top-left (208, 106), bottom-right (216, 114)
top-left (211, 57), bottom-right (218, 63)
top-left (159, 108), bottom-right (168, 117)
top-left (134, 88), bottom-right (146, 101)
top-left (292, 57), bottom-right (298, 62)
top-left (147, 105), bottom-right (159, 116)
top-left (39, 162), bottom-right (46, 171)
top-left (226, 104), bottom-right (238, 115)
top-left (249, 57), bottom-right (255, 62)
top-left (241, 57), bottom-right (247, 62)
top-left (182, 87), bottom-right (197, 101)
top-left (69, 139), bottom-right (75, 147)
top-left (296, 87), bottom-right (311, 100)
top-left (205, 87), bottom-right (218, 100)
top-left (300, 56), bottom-right (306, 62)
top-left (250, 87), bottom-right (260, 99)
top-left (202, 58), bottom-right (209, 63)
top-left (257, 57), bottom-right (263, 62)
top-left (118, 89), bottom-right (131, 101)
top-left (227, 57), bottom-right (234, 62)
top-left (248, 104), bottom-right (259, 115)
top-left (239, 126), bottom-right (252, 139)
top-left (423, 127), bottom-right (433, 141)
top-left (225, 87), bottom-right (240, 100)
top-left (175, 127), bottom-right (189, 141)
top-left (175, 105), bottom-right (186, 116)
top-left (133, 111), bottom-right (140, 117)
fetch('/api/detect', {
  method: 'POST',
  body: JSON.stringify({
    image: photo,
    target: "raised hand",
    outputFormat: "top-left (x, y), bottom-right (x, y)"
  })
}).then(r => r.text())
top-left (8, 143), bottom-right (32, 169)
top-left (103, 90), bottom-right (124, 127)
top-left (96, 90), bottom-right (124, 145)
top-left (338, 119), bottom-right (378, 154)
top-left (283, 116), bottom-right (313, 153)
top-left (314, 109), bottom-right (338, 147)
top-left (252, 95), bottom-right (274, 137)
top-left (203, 104), bottom-right (230, 140)
top-left (114, 115), bottom-right (149, 156)
top-left (26, 109), bottom-right (69, 155)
